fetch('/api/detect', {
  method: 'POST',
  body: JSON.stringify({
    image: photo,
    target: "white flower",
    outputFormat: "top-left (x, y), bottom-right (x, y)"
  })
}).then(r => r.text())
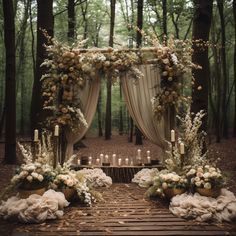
top-left (162, 182), bottom-right (168, 189)
top-left (26, 175), bottom-right (33, 182)
top-left (194, 177), bottom-right (200, 182)
top-left (203, 173), bottom-right (210, 179)
top-left (31, 172), bottom-right (39, 179)
top-left (37, 174), bottom-right (44, 182)
top-left (187, 169), bottom-right (196, 176)
top-left (204, 182), bottom-right (211, 189)
top-left (195, 181), bottom-right (201, 187)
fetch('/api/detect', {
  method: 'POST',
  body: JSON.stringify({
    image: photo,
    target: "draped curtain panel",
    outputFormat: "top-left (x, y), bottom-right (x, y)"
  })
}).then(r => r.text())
top-left (65, 77), bottom-right (101, 159)
top-left (121, 65), bottom-right (168, 151)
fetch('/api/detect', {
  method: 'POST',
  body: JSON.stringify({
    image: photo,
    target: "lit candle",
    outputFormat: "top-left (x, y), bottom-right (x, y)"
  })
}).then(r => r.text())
top-left (88, 161), bottom-right (92, 166)
top-left (112, 154), bottom-right (116, 166)
top-left (77, 159), bottom-right (81, 165)
top-left (171, 129), bottom-right (175, 142)
top-left (147, 150), bottom-right (150, 156)
top-left (130, 160), bottom-right (134, 166)
top-left (118, 158), bottom-right (122, 166)
top-left (54, 125), bottom-right (59, 136)
top-left (125, 158), bottom-right (129, 165)
top-left (147, 156), bottom-right (151, 164)
top-left (34, 129), bottom-right (39, 142)
top-left (96, 158), bottom-right (100, 165)
top-left (180, 142), bottom-right (185, 154)
top-left (105, 154), bottom-right (109, 163)
top-left (100, 154), bottom-right (104, 163)
top-left (137, 149), bottom-right (141, 156)
top-left (88, 156), bottom-right (92, 161)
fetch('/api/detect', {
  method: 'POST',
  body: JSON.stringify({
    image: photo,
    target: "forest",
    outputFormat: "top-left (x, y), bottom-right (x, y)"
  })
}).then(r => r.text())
top-left (0, 1), bottom-right (235, 164)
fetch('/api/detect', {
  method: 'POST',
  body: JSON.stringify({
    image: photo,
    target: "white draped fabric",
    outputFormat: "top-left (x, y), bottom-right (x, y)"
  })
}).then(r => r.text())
top-left (65, 78), bottom-right (101, 158)
top-left (121, 65), bottom-right (167, 150)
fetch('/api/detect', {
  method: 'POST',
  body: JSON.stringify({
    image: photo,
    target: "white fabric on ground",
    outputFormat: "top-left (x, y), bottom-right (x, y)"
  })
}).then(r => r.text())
top-left (77, 168), bottom-right (112, 188)
top-left (0, 189), bottom-right (69, 223)
top-left (170, 188), bottom-right (236, 223)
top-left (132, 168), bottom-right (159, 187)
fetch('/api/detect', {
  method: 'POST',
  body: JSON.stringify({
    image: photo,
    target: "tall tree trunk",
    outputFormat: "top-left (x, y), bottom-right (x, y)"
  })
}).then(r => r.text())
top-left (191, 0), bottom-right (213, 132)
top-left (119, 81), bottom-right (123, 135)
top-left (211, 19), bottom-right (222, 142)
top-left (162, 0), bottom-right (167, 37)
top-left (18, 0), bottom-right (30, 134)
top-left (233, 0), bottom-right (236, 137)
top-left (135, 0), bottom-right (143, 145)
top-left (97, 89), bottom-right (103, 137)
top-left (217, 0), bottom-right (228, 138)
top-left (105, 0), bottom-right (116, 140)
top-left (3, 0), bottom-right (16, 164)
top-left (31, 0), bottom-right (54, 132)
top-left (68, 0), bottom-right (76, 40)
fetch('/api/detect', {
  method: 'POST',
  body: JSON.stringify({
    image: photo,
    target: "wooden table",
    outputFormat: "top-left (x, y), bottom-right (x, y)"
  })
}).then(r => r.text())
top-left (74, 165), bottom-right (163, 183)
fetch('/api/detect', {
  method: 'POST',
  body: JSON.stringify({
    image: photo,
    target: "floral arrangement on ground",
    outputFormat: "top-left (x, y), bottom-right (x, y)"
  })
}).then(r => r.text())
top-left (132, 108), bottom-right (236, 222)
top-left (0, 134), bottom-right (112, 223)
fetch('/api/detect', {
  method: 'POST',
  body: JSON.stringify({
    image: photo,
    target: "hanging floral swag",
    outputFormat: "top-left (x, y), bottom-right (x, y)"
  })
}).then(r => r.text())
top-left (40, 33), bottom-right (142, 132)
top-left (149, 35), bottom-right (202, 120)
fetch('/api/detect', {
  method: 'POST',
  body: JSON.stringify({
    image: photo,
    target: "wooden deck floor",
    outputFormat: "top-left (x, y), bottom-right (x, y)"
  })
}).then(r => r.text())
top-left (1, 184), bottom-right (235, 236)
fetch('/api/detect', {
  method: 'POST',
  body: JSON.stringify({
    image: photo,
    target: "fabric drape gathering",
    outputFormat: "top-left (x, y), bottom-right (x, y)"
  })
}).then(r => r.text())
top-left (65, 77), bottom-right (101, 159)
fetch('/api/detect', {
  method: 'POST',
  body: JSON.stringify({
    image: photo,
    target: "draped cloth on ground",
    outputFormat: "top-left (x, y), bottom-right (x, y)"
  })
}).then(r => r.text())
top-left (65, 78), bottom-right (101, 159)
top-left (121, 65), bottom-right (168, 151)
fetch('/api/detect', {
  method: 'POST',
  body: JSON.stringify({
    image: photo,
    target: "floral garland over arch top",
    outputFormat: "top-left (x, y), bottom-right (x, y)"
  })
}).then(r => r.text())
top-left (41, 33), bottom-right (199, 132)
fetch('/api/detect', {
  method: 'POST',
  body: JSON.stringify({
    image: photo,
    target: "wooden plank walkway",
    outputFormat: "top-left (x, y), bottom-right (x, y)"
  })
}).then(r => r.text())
top-left (1, 184), bottom-right (234, 235)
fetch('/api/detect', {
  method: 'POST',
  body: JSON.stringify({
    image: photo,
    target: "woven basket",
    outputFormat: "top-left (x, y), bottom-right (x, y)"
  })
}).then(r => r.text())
top-left (195, 187), bottom-right (221, 198)
top-left (163, 188), bottom-right (186, 199)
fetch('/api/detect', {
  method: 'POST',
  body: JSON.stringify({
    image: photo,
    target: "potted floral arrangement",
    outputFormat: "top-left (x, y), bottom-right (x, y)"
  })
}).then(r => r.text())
top-left (49, 158), bottom-right (93, 205)
top-left (186, 165), bottom-right (224, 198)
top-left (158, 171), bottom-right (188, 199)
top-left (11, 142), bottom-right (54, 198)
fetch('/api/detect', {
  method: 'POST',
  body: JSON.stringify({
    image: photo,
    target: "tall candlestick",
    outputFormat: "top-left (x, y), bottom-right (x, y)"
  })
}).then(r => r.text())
top-left (180, 142), bottom-right (185, 154)
top-left (171, 129), bottom-right (175, 142)
top-left (34, 129), bottom-right (39, 142)
top-left (54, 125), bottom-right (59, 136)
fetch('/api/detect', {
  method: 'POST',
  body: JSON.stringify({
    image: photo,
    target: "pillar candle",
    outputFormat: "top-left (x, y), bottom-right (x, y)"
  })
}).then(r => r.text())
top-left (180, 142), bottom-right (185, 154)
top-left (100, 154), bottom-right (104, 163)
top-left (105, 154), bottom-right (109, 163)
top-left (88, 161), bottom-right (92, 166)
top-left (54, 125), bottom-right (59, 136)
top-left (171, 129), bottom-right (175, 142)
top-left (34, 129), bottom-right (39, 142)
top-left (96, 158), bottom-right (100, 165)
top-left (118, 158), bottom-right (122, 166)
top-left (77, 159), bottom-right (81, 165)
top-left (125, 158), bottom-right (129, 165)
top-left (112, 154), bottom-right (116, 166)
top-left (147, 156), bottom-right (151, 164)
top-left (147, 150), bottom-right (150, 156)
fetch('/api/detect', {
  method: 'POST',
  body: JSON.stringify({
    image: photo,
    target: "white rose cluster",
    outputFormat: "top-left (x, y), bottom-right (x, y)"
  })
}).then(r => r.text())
top-left (187, 165), bottom-right (224, 189)
top-left (158, 172), bottom-right (187, 189)
top-left (77, 168), bottom-right (112, 188)
top-left (51, 171), bottom-right (78, 189)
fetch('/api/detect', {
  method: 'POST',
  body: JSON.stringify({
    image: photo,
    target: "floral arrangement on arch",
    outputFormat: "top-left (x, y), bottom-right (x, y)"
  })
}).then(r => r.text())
top-left (149, 36), bottom-right (201, 119)
top-left (41, 32), bottom-right (142, 132)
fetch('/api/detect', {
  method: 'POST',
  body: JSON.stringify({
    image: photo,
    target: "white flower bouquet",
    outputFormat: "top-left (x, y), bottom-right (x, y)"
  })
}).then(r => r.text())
top-left (186, 165), bottom-right (224, 190)
top-left (11, 142), bottom-right (54, 190)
